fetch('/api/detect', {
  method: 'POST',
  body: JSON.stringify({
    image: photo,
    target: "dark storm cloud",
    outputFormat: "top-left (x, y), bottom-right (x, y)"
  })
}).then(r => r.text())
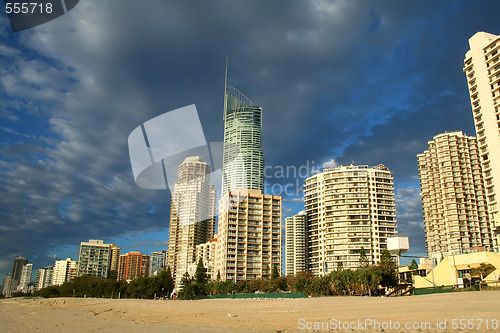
top-left (0, 0), bottom-right (499, 275)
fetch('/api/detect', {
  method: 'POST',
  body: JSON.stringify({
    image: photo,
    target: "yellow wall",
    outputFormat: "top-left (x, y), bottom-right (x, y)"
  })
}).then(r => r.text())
top-left (413, 252), bottom-right (500, 288)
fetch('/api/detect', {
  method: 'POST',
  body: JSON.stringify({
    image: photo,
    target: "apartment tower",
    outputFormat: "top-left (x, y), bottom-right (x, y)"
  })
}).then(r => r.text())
top-left (221, 67), bottom-right (264, 193)
top-left (10, 256), bottom-right (28, 291)
top-left (77, 239), bottom-right (111, 278)
top-left (196, 236), bottom-right (218, 280)
top-left (285, 211), bottom-right (307, 276)
top-left (149, 250), bottom-right (167, 276)
top-left (166, 156), bottom-right (216, 286)
top-left (52, 258), bottom-right (77, 286)
top-left (463, 32), bottom-right (500, 250)
top-left (117, 252), bottom-right (150, 281)
top-left (216, 189), bottom-right (281, 281)
top-left (418, 132), bottom-right (493, 260)
top-left (16, 263), bottom-right (33, 294)
top-left (34, 266), bottom-right (53, 291)
top-left (304, 164), bottom-right (397, 275)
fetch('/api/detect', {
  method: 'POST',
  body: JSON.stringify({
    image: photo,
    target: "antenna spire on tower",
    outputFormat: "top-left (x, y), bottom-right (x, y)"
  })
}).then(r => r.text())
top-left (223, 57), bottom-right (228, 120)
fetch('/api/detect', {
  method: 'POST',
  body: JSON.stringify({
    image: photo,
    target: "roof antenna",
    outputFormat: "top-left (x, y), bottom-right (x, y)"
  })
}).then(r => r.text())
top-left (223, 56), bottom-right (228, 120)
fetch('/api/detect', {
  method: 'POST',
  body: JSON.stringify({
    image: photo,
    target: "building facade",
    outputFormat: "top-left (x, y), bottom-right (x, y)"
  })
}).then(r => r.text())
top-left (195, 236), bottom-right (218, 279)
top-left (52, 258), bottom-right (77, 286)
top-left (77, 239), bottom-right (111, 278)
top-left (166, 156), bottom-right (216, 286)
top-left (418, 132), bottom-right (493, 260)
top-left (463, 32), bottom-right (500, 251)
top-left (35, 266), bottom-right (53, 291)
top-left (285, 210), bottom-right (307, 276)
top-left (216, 189), bottom-right (282, 281)
top-left (10, 256), bottom-right (28, 291)
top-left (221, 84), bottom-right (264, 193)
top-left (109, 244), bottom-right (121, 274)
top-left (2, 274), bottom-right (13, 297)
top-left (304, 164), bottom-right (397, 275)
top-left (149, 250), bottom-right (167, 276)
top-left (117, 252), bottom-right (150, 281)
top-left (17, 263), bottom-right (33, 294)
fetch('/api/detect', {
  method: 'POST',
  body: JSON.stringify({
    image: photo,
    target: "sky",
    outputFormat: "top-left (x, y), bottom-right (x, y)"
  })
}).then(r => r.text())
top-left (1, 0), bottom-right (500, 279)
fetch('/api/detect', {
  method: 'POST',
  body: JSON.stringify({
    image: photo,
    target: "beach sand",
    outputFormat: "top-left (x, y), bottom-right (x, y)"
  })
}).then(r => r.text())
top-left (1, 291), bottom-right (499, 332)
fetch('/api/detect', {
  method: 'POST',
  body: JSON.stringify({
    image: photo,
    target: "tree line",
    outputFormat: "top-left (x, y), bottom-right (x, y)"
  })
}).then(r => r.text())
top-left (178, 249), bottom-right (398, 299)
top-left (33, 267), bottom-right (175, 299)
top-left (30, 250), bottom-right (398, 299)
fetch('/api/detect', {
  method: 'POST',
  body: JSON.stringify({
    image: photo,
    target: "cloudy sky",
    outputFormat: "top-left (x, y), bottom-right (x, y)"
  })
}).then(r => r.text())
top-left (1, 0), bottom-right (499, 278)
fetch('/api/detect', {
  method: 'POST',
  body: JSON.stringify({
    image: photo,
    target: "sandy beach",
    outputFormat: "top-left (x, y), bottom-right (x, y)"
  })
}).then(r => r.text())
top-left (1, 291), bottom-right (499, 332)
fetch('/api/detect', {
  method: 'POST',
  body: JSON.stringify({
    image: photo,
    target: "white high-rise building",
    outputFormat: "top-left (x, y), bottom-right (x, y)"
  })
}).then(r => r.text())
top-left (35, 266), bottom-right (53, 291)
top-left (304, 164), bottom-right (397, 275)
top-left (418, 132), bottom-right (493, 260)
top-left (166, 156), bottom-right (216, 286)
top-left (463, 32), bottom-right (500, 251)
top-left (285, 211), bottom-right (306, 276)
top-left (216, 189), bottom-right (282, 281)
top-left (195, 235), bottom-right (218, 280)
top-left (17, 263), bottom-right (33, 294)
top-left (52, 258), bottom-right (77, 286)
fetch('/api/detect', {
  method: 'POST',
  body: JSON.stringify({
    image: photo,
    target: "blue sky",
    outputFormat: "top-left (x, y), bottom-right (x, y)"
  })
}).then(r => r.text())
top-left (1, 0), bottom-right (500, 278)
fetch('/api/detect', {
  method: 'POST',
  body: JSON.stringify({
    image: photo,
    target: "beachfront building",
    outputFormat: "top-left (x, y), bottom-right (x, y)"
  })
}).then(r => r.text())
top-left (221, 82), bottom-right (264, 194)
top-left (109, 243), bottom-right (121, 274)
top-left (16, 263), bottom-right (33, 294)
top-left (10, 256), bottom-right (28, 292)
top-left (285, 211), bottom-right (307, 276)
top-left (216, 189), bottom-right (282, 281)
top-left (2, 274), bottom-right (13, 297)
top-left (166, 156), bottom-right (216, 287)
top-left (77, 239), bottom-right (111, 278)
top-left (418, 132), bottom-right (493, 261)
top-left (149, 250), bottom-right (167, 276)
top-left (304, 164), bottom-right (397, 275)
top-left (117, 252), bottom-right (150, 282)
top-left (463, 32), bottom-right (500, 251)
top-left (196, 236), bottom-right (218, 279)
top-left (411, 251), bottom-right (500, 288)
top-left (52, 258), bottom-right (77, 286)
top-left (34, 266), bottom-right (53, 291)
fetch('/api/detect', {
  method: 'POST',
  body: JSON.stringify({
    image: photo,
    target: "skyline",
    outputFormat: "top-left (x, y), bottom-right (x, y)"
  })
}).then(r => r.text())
top-left (1, 1), bottom-right (500, 278)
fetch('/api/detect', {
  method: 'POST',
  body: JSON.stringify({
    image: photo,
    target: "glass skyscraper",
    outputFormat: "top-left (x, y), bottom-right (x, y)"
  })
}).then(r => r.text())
top-left (221, 84), bottom-right (264, 194)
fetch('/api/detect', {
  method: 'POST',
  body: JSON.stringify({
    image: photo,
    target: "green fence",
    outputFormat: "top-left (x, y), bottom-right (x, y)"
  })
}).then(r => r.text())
top-left (413, 286), bottom-right (455, 295)
top-left (210, 292), bottom-right (306, 299)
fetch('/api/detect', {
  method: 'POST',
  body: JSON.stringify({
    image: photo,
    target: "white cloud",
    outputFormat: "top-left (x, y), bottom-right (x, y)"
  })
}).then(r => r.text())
top-left (322, 158), bottom-right (338, 169)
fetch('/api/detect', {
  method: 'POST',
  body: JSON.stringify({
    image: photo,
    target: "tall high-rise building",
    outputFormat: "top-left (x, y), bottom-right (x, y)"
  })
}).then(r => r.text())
top-left (418, 132), bottom-right (493, 260)
top-left (304, 164), bottom-right (397, 275)
top-left (10, 256), bottom-right (28, 291)
top-left (77, 239), bottom-right (111, 278)
top-left (35, 266), bottom-right (53, 291)
top-left (109, 244), bottom-right (121, 274)
top-left (117, 252), bottom-right (150, 281)
top-left (166, 156), bottom-right (216, 286)
top-left (149, 250), bottom-right (167, 276)
top-left (216, 189), bottom-right (282, 281)
top-left (285, 211), bottom-right (307, 276)
top-left (2, 274), bottom-right (13, 297)
top-left (221, 76), bottom-right (264, 193)
top-left (52, 258), bottom-right (77, 286)
top-left (17, 263), bottom-right (33, 293)
top-left (463, 32), bottom-right (500, 251)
